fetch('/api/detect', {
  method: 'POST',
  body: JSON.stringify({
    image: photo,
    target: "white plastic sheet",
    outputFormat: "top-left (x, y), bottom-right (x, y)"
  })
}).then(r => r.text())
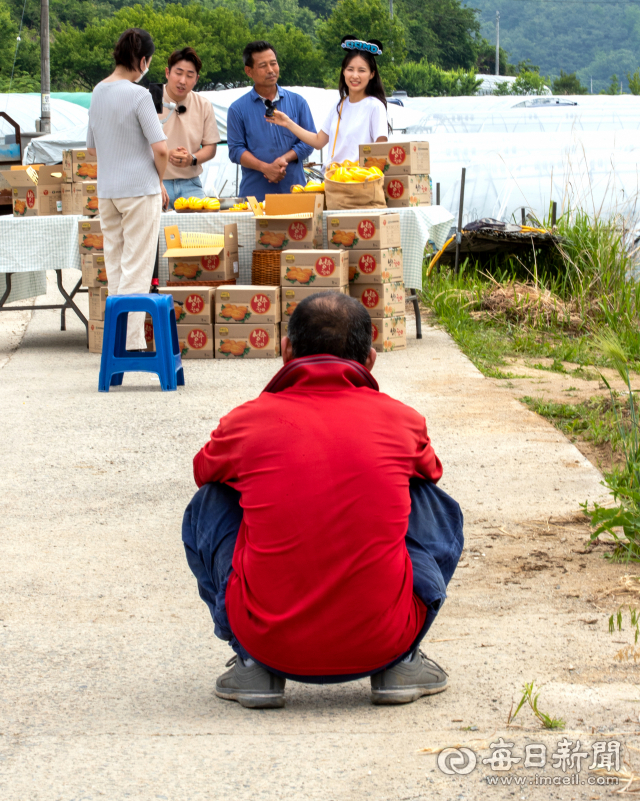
top-left (0, 94), bottom-right (88, 138)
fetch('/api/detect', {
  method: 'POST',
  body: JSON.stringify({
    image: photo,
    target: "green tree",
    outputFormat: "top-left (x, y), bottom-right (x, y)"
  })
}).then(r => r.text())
top-left (263, 23), bottom-right (326, 86)
top-left (492, 70), bottom-right (550, 96)
top-left (475, 39), bottom-right (515, 76)
top-left (317, 0), bottom-right (406, 91)
top-left (0, 0), bottom-right (18, 81)
top-left (396, 58), bottom-right (481, 96)
top-left (395, 0), bottom-right (480, 70)
top-left (628, 69), bottom-right (640, 95)
top-left (552, 70), bottom-right (587, 95)
top-left (51, 3), bottom-right (251, 90)
top-left (0, 71), bottom-right (40, 92)
top-left (601, 73), bottom-right (622, 95)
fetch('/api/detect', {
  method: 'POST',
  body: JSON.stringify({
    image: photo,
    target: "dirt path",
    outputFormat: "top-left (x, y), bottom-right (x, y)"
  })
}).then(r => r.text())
top-left (0, 290), bottom-right (636, 800)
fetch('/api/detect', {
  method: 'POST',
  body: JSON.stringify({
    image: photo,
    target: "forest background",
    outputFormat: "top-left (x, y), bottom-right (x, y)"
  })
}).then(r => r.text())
top-left (1, 0), bottom-right (639, 97)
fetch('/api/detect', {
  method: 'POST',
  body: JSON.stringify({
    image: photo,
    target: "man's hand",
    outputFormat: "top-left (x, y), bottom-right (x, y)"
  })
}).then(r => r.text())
top-left (263, 157), bottom-right (287, 183)
top-left (169, 146), bottom-right (192, 169)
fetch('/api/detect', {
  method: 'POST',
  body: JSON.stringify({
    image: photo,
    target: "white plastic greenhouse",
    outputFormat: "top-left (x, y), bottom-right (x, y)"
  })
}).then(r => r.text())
top-left (3, 90), bottom-right (640, 224)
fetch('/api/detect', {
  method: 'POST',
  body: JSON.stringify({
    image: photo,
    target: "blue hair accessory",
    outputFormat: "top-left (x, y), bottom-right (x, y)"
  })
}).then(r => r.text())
top-left (341, 38), bottom-right (383, 56)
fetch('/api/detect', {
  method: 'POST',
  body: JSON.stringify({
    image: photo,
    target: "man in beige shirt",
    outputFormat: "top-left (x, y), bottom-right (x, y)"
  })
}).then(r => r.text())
top-left (159, 47), bottom-right (221, 209)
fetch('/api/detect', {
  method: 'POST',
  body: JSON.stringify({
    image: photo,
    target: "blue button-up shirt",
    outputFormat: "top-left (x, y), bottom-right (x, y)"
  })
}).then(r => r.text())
top-left (227, 85), bottom-right (316, 201)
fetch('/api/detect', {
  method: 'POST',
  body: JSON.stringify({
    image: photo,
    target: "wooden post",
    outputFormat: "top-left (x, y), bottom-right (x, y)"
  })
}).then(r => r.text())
top-left (40, 0), bottom-right (51, 134)
top-left (551, 201), bottom-right (557, 227)
top-left (436, 182), bottom-right (440, 205)
top-left (521, 207), bottom-right (526, 226)
top-left (454, 168), bottom-right (466, 274)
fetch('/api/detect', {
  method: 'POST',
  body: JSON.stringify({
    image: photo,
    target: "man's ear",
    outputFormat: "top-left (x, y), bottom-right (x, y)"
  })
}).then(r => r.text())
top-left (165, 67), bottom-right (170, 81)
top-left (365, 347), bottom-right (377, 372)
top-left (244, 64), bottom-right (253, 80)
top-left (282, 336), bottom-right (294, 364)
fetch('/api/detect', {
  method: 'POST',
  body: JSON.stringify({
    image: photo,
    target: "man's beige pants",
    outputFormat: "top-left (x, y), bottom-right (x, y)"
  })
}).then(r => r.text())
top-left (99, 194), bottom-right (162, 350)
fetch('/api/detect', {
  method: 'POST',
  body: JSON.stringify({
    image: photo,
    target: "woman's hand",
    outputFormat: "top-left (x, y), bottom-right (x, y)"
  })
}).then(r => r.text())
top-left (266, 109), bottom-right (292, 128)
top-left (161, 183), bottom-right (170, 210)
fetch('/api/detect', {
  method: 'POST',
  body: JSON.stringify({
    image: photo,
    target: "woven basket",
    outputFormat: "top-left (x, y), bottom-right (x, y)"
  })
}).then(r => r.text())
top-left (166, 278), bottom-right (236, 288)
top-left (251, 249), bottom-right (282, 285)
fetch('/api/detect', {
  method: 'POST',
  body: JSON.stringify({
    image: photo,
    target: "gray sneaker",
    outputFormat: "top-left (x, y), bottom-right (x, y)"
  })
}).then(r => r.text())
top-left (370, 649), bottom-right (448, 705)
top-left (215, 655), bottom-right (286, 709)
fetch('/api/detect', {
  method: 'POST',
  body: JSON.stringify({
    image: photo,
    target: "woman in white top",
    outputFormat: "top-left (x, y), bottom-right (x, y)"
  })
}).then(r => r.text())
top-left (266, 37), bottom-right (388, 172)
top-left (86, 28), bottom-right (168, 351)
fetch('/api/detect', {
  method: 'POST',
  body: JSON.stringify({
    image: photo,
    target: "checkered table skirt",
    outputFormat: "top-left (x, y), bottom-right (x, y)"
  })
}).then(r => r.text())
top-left (0, 214), bottom-right (82, 302)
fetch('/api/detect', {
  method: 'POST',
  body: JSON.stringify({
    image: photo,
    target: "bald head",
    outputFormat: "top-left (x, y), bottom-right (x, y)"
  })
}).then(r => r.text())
top-left (287, 291), bottom-right (374, 365)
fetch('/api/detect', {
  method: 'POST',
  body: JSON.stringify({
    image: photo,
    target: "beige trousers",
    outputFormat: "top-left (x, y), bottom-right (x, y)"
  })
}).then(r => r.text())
top-left (99, 194), bottom-right (162, 350)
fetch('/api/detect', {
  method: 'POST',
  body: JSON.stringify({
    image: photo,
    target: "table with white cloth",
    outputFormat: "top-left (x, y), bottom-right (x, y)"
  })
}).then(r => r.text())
top-left (157, 206), bottom-right (455, 289)
top-left (0, 214), bottom-right (87, 330)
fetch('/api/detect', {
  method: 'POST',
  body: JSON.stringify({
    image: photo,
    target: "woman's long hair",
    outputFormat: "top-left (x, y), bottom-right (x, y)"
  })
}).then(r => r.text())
top-left (337, 49), bottom-right (387, 115)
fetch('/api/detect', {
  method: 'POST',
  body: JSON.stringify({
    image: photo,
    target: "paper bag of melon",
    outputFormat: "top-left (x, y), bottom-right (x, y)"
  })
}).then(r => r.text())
top-left (323, 160), bottom-right (386, 211)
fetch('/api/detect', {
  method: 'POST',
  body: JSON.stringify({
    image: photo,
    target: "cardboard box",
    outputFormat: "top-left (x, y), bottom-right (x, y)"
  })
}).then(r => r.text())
top-left (214, 323), bottom-right (281, 359)
top-left (359, 141), bottom-right (430, 176)
top-left (371, 316), bottom-right (407, 352)
top-left (81, 253), bottom-right (107, 287)
top-left (80, 181), bottom-right (99, 216)
top-left (327, 212), bottom-right (401, 250)
top-left (158, 287), bottom-right (215, 325)
top-left (2, 166), bottom-right (63, 216)
top-left (62, 149), bottom-right (98, 183)
top-left (216, 285), bottom-right (281, 325)
top-left (282, 321), bottom-right (288, 338)
top-left (177, 324), bottom-right (214, 359)
top-left (281, 249), bottom-right (349, 287)
top-left (251, 193), bottom-right (323, 250)
top-left (62, 182), bottom-right (99, 216)
top-left (384, 175), bottom-right (431, 207)
top-left (88, 319), bottom-right (104, 353)
top-left (281, 285), bottom-right (349, 320)
top-left (78, 219), bottom-right (103, 253)
top-left (349, 248), bottom-right (403, 284)
top-left (142, 315), bottom-right (156, 350)
top-left (88, 287), bottom-right (108, 321)
top-left (350, 282), bottom-right (405, 317)
top-left (163, 223), bottom-right (239, 282)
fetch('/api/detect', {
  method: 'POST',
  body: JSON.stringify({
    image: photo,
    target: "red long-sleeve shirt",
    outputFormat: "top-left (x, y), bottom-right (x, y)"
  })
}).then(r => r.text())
top-left (194, 355), bottom-right (443, 676)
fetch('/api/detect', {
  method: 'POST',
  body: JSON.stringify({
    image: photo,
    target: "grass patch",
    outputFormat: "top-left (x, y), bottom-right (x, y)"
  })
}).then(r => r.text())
top-left (522, 396), bottom-right (625, 451)
top-left (421, 208), bottom-right (640, 556)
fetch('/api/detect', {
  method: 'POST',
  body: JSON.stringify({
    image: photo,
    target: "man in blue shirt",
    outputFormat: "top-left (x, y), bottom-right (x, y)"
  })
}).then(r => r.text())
top-left (227, 41), bottom-right (315, 200)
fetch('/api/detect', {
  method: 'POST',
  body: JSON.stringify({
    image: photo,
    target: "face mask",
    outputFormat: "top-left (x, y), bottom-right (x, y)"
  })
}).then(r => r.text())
top-left (135, 60), bottom-right (149, 83)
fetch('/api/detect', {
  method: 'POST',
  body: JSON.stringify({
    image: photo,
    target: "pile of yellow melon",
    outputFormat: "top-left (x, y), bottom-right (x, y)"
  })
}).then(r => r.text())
top-left (291, 181), bottom-right (325, 193)
top-left (326, 160), bottom-right (384, 183)
top-left (174, 196), bottom-right (220, 211)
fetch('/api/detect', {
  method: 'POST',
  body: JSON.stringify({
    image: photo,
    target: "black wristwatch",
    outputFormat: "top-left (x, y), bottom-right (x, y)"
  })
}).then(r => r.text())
top-left (191, 154), bottom-right (197, 166)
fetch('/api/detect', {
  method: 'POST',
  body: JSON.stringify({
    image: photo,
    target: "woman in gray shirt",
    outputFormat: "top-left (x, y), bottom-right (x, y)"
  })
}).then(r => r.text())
top-left (86, 28), bottom-right (168, 351)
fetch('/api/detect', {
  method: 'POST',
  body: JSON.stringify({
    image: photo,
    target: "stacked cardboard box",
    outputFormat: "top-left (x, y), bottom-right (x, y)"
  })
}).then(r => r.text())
top-left (158, 286), bottom-right (215, 359)
top-left (61, 149), bottom-right (99, 217)
top-left (250, 193), bottom-right (324, 252)
top-left (78, 219), bottom-right (107, 353)
top-left (327, 211), bottom-right (407, 352)
top-left (1, 166), bottom-right (64, 216)
top-left (280, 250), bottom-right (349, 328)
top-left (163, 223), bottom-right (239, 284)
top-left (214, 286), bottom-right (281, 359)
top-left (359, 141), bottom-right (431, 208)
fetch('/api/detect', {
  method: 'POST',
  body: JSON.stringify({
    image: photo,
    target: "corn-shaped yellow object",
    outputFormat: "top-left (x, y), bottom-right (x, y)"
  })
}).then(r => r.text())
top-left (325, 159), bottom-right (383, 184)
top-left (291, 185), bottom-right (304, 193)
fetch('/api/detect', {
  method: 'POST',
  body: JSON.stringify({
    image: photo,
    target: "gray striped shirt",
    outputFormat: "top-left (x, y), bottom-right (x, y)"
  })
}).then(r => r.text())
top-left (87, 80), bottom-right (167, 199)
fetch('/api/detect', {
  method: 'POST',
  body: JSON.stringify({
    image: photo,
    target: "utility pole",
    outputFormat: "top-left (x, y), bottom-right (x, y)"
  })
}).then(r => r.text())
top-left (495, 11), bottom-right (500, 76)
top-left (39, 0), bottom-right (51, 133)
top-left (590, 76), bottom-right (593, 94)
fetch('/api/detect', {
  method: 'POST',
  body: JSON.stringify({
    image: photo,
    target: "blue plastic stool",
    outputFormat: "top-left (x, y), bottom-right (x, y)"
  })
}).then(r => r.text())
top-left (98, 294), bottom-right (184, 392)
